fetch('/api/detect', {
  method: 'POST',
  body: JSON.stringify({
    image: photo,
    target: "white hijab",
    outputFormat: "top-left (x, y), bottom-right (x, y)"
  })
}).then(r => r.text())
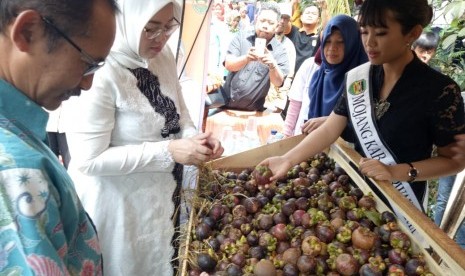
top-left (111, 0), bottom-right (182, 69)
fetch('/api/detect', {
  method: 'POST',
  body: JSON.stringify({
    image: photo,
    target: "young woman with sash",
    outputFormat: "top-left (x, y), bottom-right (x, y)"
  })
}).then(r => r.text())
top-left (260, 0), bottom-right (465, 242)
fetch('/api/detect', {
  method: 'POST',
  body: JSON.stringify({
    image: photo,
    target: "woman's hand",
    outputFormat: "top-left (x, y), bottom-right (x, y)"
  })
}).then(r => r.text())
top-left (202, 132), bottom-right (224, 159)
top-left (358, 157), bottom-right (394, 181)
top-left (452, 134), bottom-right (465, 165)
top-left (259, 156), bottom-right (293, 182)
top-left (301, 117), bottom-right (327, 134)
top-left (168, 133), bottom-right (223, 165)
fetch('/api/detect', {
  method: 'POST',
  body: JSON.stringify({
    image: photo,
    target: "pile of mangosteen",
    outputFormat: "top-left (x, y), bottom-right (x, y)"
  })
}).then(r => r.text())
top-left (187, 152), bottom-right (434, 276)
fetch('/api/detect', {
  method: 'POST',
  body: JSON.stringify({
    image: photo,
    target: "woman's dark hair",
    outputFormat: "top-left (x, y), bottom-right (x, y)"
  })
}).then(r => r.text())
top-left (412, 31), bottom-right (440, 50)
top-left (0, 0), bottom-right (118, 49)
top-left (358, 0), bottom-right (433, 34)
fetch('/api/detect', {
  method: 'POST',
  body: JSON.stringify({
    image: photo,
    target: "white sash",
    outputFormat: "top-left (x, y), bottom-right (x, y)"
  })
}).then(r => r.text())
top-left (345, 63), bottom-right (426, 246)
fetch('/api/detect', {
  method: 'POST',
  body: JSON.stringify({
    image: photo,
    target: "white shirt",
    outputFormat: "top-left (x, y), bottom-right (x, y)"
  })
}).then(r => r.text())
top-left (64, 45), bottom-right (196, 276)
top-left (288, 57), bottom-right (320, 135)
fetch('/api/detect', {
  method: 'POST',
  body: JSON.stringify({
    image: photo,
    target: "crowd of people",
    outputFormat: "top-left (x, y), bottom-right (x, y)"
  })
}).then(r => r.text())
top-left (0, 0), bottom-right (465, 275)
top-left (207, 0), bottom-right (324, 114)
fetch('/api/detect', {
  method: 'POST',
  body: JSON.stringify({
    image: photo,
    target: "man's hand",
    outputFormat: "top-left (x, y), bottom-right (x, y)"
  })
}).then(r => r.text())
top-left (206, 74), bottom-right (223, 93)
top-left (315, 0), bottom-right (327, 10)
top-left (247, 46), bottom-right (261, 62)
top-left (260, 48), bottom-right (277, 69)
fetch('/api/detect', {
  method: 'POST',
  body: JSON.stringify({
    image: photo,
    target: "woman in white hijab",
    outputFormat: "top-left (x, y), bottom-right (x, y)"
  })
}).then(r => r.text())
top-left (64, 1), bottom-right (223, 275)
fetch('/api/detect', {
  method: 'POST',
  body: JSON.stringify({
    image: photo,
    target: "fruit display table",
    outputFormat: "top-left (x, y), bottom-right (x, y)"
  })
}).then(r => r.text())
top-left (179, 135), bottom-right (465, 275)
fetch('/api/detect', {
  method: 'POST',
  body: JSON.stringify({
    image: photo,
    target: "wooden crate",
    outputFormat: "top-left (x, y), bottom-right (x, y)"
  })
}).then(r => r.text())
top-left (179, 135), bottom-right (465, 275)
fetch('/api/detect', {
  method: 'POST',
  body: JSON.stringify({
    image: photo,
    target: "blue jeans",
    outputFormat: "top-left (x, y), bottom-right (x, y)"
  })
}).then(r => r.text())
top-left (434, 175), bottom-right (465, 249)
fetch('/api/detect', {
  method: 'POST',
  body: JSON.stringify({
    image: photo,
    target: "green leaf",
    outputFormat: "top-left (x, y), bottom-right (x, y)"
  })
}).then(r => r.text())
top-left (444, 1), bottom-right (465, 20)
top-left (458, 27), bottom-right (465, 37)
top-left (442, 33), bottom-right (458, 50)
top-left (365, 210), bottom-right (382, 226)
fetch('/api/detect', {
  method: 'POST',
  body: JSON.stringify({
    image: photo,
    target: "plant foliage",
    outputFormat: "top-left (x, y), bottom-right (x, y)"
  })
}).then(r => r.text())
top-left (430, 0), bottom-right (465, 91)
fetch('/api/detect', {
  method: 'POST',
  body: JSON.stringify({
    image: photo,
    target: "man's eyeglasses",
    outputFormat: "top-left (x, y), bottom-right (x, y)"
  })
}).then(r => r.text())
top-left (143, 19), bottom-right (180, 40)
top-left (41, 16), bottom-right (105, 76)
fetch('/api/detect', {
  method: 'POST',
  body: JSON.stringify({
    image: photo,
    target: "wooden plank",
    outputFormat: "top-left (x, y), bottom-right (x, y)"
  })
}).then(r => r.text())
top-left (209, 134), bottom-right (305, 170)
top-left (330, 140), bottom-right (465, 274)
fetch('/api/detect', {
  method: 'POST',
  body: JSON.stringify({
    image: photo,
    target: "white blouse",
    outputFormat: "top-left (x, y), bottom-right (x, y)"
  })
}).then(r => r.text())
top-left (64, 45), bottom-right (196, 276)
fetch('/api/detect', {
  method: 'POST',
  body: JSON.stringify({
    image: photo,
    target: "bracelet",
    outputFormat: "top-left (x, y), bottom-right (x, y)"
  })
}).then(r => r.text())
top-left (269, 64), bottom-right (276, 70)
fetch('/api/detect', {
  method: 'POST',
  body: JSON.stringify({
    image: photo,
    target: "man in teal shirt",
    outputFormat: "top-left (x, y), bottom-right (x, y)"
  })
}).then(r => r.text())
top-left (0, 0), bottom-right (117, 274)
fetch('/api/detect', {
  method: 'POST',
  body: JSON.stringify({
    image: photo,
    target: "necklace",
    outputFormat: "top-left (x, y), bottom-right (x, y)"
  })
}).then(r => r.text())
top-left (375, 99), bottom-right (390, 120)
